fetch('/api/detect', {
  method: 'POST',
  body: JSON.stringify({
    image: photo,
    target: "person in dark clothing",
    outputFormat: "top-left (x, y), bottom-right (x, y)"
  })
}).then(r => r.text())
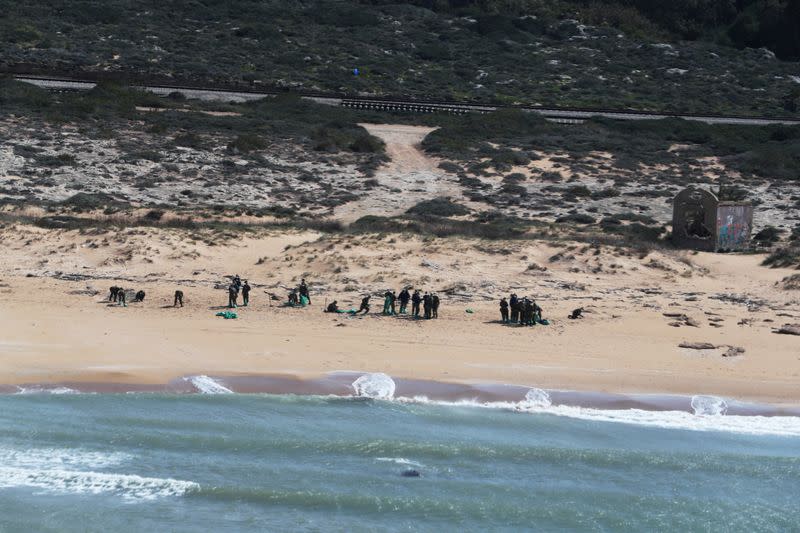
top-left (382, 291), bottom-right (393, 315)
top-left (357, 295), bottom-right (371, 314)
top-left (326, 301), bottom-right (339, 313)
top-left (431, 294), bottom-right (440, 319)
top-left (500, 297), bottom-right (509, 323)
top-left (117, 289), bottom-right (127, 307)
top-left (174, 290), bottom-right (184, 307)
top-left (533, 301), bottom-right (543, 324)
top-left (233, 275), bottom-right (242, 291)
top-left (390, 291), bottom-right (398, 315)
top-left (569, 307), bottom-right (583, 319)
top-left (398, 289), bottom-right (410, 314)
top-left (241, 281), bottom-right (251, 307)
top-left (299, 279), bottom-right (311, 305)
top-left (134, 290), bottom-right (145, 303)
top-left (411, 290), bottom-right (422, 318)
top-left (228, 284), bottom-right (238, 308)
top-left (109, 286), bottom-right (120, 302)
top-left (521, 298), bottom-right (531, 326)
top-left (422, 293), bottom-right (431, 319)
top-left (509, 294), bottom-right (519, 324)
top-left (525, 299), bottom-right (535, 326)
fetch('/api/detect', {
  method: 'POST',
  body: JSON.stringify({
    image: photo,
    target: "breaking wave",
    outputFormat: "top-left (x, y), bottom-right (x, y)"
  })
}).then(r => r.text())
top-left (393, 394), bottom-right (800, 437)
top-left (0, 467), bottom-right (198, 502)
top-left (0, 446), bottom-right (197, 501)
top-left (15, 386), bottom-right (78, 395)
top-left (375, 457), bottom-right (426, 468)
top-left (521, 388), bottom-right (552, 408)
top-left (352, 373), bottom-right (396, 399)
top-left (0, 447), bottom-right (130, 470)
top-left (691, 395), bottom-right (728, 416)
top-left (184, 375), bottom-right (233, 394)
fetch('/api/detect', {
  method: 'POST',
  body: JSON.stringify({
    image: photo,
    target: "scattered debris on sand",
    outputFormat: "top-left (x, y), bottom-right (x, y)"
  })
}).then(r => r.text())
top-left (679, 342), bottom-right (745, 357)
top-left (774, 324), bottom-right (800, 336)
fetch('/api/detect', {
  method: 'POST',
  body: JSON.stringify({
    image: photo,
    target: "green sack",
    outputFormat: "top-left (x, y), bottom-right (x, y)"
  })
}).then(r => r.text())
top-left (465, 309), bottom-right (474, 314)
top-left (216, 311), bottom-right (238, 319)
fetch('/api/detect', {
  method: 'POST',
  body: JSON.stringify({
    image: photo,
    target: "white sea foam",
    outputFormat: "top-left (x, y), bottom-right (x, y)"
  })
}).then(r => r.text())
top-left (0, 447), bottom-right (130, 470)
top-left (15, 386), bottom-right (78, 395)
top-left (352, 373), bottom-right (396, 399)
top-left (375, 457), bottom-right (425, 468)
top-left (691, 395), bottom-right (728, 416)
top-left (521, 388), bottom-right (552, 408)
top-left (394, 396), bottom-right (800, 437)
top-left (0, 467), bottom-right (198, 501)
top-left (185, 375), bottom-right (233, 394)
top-left (0, 446), bottom-right (196, 501)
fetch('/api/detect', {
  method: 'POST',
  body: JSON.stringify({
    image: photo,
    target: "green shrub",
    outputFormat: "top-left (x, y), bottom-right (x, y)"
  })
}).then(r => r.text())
top-left (556, 213), bottom-right (596, 224)
top-left (407, 197), bottom-right (470, 217)
top-left (753, 226), bottom-right (783, 245)
top-left (762, 246), bottom-right (800, 268)
top-left (61, 192), bottom-right (123, 210)
top-left (227, 133), bottom-right (267, 153)
top-left (144, 209), bottom-right (165, 221)
top-left (312, 122), bottom-right (385, 154)
top-left (36, 153), bottom-right (75, 167)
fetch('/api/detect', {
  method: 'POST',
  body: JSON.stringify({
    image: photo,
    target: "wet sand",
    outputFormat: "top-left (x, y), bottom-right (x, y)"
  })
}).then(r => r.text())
top-left (6, 371), bottom-right (800, 417)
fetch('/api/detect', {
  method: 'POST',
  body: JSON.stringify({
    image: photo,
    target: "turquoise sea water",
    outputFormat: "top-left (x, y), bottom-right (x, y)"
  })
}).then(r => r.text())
top-left (1, 392), bottom-right (799, 532)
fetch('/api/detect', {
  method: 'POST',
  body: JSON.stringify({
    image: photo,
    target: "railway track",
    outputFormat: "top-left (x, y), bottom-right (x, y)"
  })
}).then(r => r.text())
top-left (14, 75), bottom-right (800, 126)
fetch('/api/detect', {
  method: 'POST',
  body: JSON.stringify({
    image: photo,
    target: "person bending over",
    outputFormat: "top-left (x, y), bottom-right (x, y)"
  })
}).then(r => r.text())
top-left (357, 295), bottom-right (371, 314)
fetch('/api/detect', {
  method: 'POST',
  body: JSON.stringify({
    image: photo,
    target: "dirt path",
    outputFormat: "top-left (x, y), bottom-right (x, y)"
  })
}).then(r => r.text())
top-left (334, 124), bottom-right (462, 222)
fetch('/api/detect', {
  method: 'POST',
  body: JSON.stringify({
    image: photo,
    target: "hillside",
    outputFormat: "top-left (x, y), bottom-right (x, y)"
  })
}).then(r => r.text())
top-left (2, 77), bottom-right (799, 266)
top-left (1, 0), bottom-right (799, 116)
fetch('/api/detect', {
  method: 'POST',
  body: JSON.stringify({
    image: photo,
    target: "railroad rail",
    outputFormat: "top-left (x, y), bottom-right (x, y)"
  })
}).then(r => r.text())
top-left (12, 75), bottom-right (800, 126)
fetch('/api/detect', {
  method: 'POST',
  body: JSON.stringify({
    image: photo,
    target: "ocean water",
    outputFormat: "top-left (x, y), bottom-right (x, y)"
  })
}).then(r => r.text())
top-left (1, 390), bottom-right (799, 532)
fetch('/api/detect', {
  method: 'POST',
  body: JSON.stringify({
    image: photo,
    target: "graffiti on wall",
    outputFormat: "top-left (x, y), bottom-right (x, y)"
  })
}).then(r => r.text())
top-left (716, 205), bottom-right (753, 250)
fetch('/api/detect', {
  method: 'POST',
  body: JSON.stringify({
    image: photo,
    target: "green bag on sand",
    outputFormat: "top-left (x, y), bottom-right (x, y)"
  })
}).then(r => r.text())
top-left (465, 309), bottom-right (474, 314)
top-left (216, 311), bottom-right (238, 319)
top-left (300, 295), bottom-right (309, 306)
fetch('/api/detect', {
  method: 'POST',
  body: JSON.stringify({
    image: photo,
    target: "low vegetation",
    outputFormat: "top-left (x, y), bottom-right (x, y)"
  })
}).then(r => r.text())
top-left (762, 246), bottom-right (800, 268)
top-left (423, 110), bottom-right (800, 182)
top-left (1, 1), bottom-right (799, 116)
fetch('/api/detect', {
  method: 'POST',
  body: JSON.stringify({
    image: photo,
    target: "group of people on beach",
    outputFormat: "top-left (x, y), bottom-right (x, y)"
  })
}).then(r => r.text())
top-left (499, 294), bottom-right (546, 325)
top-left (324, 288), bottom-right (441, 319)
top-left (227, 275), bottom-right (251, 308)
top-left (287, 279), bottom-right (311, 307)
top-left (106, 276), bottom-right (577, 328)
top-left (108, 286), bottom-right (146, 307)
top-left (381, 288), bottom-right (440, 319)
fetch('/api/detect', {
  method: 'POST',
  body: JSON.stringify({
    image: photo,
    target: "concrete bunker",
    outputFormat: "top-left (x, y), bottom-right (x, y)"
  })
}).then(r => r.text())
top-left (672, 187), bottom-right (753, 252)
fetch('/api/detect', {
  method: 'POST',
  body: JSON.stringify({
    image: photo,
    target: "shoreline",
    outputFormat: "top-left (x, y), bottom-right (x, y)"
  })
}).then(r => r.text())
top-left (4, 371), bottom-right (800, 417)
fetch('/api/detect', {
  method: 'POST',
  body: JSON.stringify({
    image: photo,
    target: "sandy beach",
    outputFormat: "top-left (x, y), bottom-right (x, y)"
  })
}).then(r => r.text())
top-left (1, 123), bottom-right (798, 405)
top-left (0, 222), bottom-right (797, 405)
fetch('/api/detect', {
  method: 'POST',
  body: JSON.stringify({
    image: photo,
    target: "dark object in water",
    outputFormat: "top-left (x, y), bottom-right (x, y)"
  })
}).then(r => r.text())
top-left (401, 469), bottom-right (421, 478)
